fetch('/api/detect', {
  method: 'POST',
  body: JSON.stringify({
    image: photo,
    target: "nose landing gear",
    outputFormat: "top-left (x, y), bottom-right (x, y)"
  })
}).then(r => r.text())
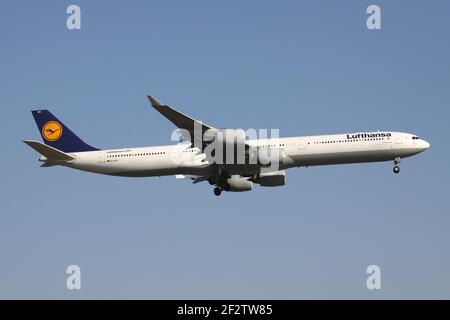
top-left (393, 157), bottom-right (401, 174)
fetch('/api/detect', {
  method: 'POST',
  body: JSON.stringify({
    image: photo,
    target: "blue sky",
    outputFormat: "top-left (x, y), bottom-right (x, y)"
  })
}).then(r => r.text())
top-left (1, 0), bottom-right (449, 299)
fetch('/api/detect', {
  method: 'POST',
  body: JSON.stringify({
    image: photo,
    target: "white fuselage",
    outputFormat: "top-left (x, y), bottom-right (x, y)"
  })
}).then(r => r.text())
top-left (60, 131), bottom-right (430, 177)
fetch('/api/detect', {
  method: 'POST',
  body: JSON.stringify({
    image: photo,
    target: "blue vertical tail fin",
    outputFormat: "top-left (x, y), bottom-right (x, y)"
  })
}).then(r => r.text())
top-left (31, 110), bottom-right (98, 153)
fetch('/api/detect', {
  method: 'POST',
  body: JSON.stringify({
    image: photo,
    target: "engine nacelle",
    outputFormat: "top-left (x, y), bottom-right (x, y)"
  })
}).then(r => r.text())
top-left (225, 175), bottom-right (253, 192)
top-left (255, 170), bottom-right (286, 187)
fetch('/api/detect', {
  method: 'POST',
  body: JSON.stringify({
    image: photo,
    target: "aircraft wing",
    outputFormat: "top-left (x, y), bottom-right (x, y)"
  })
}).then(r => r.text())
top-left (147, 95), bottom-right (251, 155)
top-left (147, 96), bottom-right (215, 146)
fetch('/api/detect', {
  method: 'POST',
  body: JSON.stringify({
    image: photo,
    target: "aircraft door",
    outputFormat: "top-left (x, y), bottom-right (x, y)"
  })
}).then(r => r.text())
top-left (97, 152), bottom-right (106, 164)
top-left (299, 140), bottom-right (307, 150)
top-left (395, 135), bottom-right (404, 145)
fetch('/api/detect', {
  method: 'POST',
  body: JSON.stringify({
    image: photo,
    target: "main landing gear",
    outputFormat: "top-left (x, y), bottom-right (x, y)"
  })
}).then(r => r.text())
top-left (393, 157), bottom-right (401, 174)
top-left (213, 187), bottom-right (222, 196)
top-left (213, 166), bottom-right (227, 196)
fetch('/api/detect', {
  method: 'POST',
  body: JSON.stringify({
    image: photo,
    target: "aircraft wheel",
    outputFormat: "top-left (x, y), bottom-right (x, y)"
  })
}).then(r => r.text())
top-left (393, 166), bottom-right (400, 174)
top-left (213, 187), bottom-right (222, 196)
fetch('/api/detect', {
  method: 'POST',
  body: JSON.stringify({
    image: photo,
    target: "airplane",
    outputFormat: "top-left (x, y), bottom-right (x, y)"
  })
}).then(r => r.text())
top-left (23, 95), bottom-right (430, 196)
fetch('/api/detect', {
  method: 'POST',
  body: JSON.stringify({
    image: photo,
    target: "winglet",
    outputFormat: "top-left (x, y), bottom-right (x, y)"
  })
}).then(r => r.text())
top-left (147, 95), bottom-right (164, 107)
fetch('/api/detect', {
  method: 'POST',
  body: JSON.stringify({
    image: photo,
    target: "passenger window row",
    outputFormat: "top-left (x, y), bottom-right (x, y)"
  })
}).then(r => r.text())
top-left (311, 138), bottom-right (389, 144)
top-left (259, 144), bottom-right (286, 147)
top-left (107, 152), bottom-right (166, 158)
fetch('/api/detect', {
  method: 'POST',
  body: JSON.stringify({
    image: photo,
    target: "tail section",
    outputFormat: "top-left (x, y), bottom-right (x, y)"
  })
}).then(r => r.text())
top-left (31, 110), bottom-right (98, 153)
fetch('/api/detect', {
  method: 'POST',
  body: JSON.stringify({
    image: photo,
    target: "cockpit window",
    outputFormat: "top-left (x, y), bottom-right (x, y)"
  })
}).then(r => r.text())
top-left (412, 136), bottom-right (419, 140)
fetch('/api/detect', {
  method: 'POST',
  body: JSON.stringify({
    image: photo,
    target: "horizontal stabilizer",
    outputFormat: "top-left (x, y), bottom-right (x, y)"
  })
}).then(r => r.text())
top-left (40, 162), bottom-right (59, 167)
top-left (23, 140), bottom-right (75, 161)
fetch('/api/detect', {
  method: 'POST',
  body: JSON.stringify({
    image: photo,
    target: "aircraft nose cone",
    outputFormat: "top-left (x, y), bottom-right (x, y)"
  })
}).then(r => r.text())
top-left (422, 140), bottom-right (430, 150)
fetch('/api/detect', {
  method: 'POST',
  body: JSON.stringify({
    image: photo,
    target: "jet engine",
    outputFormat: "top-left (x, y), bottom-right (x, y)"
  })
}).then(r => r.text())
top-left (254, 170), bottom-right (286, 187)
top-left (225, 175), bottom-right (253, 192)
